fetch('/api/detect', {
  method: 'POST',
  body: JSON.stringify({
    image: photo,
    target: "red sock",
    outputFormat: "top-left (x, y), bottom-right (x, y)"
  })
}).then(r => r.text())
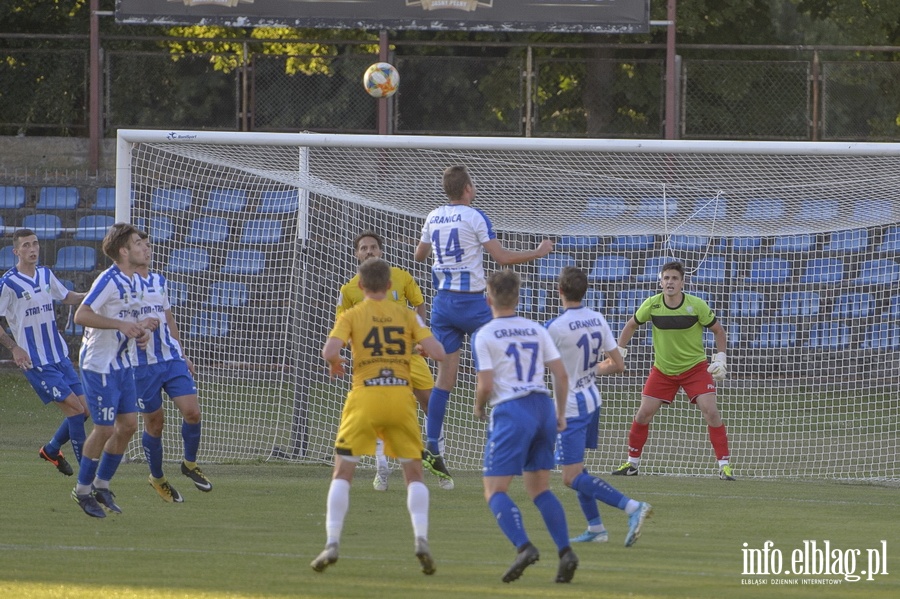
top-left (628, 421), bottom-right (649, 458)
top-left (708, 424), bottom-right (730, 461)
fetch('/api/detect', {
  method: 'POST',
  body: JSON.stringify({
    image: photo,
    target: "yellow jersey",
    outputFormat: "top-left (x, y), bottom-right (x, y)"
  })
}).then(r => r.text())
top-left (337, 266), bottom-right (425, 316)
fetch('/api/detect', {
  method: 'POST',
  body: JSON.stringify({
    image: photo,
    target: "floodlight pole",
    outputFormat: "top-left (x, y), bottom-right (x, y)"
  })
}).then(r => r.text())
top-left (378, 30), bottom-right (390, 135)
top-left (665, 0), bottom-right (677, 139)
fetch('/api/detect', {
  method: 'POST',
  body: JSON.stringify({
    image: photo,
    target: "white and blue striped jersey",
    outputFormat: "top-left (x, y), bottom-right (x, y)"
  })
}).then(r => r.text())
top-left (136, 271), bottom-right (184, 366)
top-left (544, 306), bottom-right (618, 418)
top-left (472, 315), bottom-right (560, 407)
top-left (420, 204), bottom-right (497, 292)
top-left (0, 266), bottom-right (70, 367)
top-left (79, 265), bottom-right (142, 374)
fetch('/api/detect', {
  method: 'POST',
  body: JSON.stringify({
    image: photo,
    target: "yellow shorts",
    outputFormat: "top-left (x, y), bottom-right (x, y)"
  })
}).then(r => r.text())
top-left (335, 387), bottom-right (423, 459)
top-left (410, 354), bottom-right (434, 391)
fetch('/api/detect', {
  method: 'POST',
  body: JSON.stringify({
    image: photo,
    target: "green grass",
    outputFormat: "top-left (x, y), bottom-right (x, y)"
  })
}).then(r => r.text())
top-left (1, 372), bottom-right (898, 598)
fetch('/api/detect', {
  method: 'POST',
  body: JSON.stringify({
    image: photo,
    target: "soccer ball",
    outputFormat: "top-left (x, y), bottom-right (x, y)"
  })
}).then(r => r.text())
top-left (363, 62), bottom-right (400, 98)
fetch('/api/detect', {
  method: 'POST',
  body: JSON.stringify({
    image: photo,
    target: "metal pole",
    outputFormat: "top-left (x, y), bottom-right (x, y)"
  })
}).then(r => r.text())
top-left (89, 0), bottom-right (101, 172)
top-left (378, 30), bottom-right (389, 135)
top-left (665, 0), bottom-right (677, 139)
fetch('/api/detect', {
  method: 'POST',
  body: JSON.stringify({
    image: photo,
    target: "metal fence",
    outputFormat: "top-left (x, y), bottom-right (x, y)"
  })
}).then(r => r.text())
top-left (1, 34), bottom-right (899, 141)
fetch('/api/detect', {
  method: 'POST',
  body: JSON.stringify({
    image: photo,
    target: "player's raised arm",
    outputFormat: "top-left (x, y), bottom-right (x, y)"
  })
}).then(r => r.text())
top-left (482, 238), bottom-right (553, 266)
top-left (413, 240), bottom-right (431, 262)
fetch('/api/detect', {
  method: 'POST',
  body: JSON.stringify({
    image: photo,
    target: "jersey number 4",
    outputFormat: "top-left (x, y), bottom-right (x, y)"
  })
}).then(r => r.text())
top-left (362, 326), bottom-right (407, 356)
top-left (431, 228), bottom-right (464, 264)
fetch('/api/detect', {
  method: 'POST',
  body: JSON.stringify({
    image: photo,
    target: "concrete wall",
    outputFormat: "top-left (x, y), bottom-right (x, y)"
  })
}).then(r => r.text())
top-left (0, 136), bottom-right (116, 175)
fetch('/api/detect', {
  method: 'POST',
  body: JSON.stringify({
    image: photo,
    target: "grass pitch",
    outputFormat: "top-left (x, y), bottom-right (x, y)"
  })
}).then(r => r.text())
top-left (0, 371), bottom-right (897, 598)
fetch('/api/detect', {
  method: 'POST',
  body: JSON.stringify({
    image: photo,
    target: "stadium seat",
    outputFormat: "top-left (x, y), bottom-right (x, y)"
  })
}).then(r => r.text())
top-left (854, 258), bottom-right (900, 286)
top-left (37, 186), bottom-right (79, 210)
top-left (667, 234), bottom-right (708, 253)
top-left (796, 199), bottom-right (839, 223)
top-left (145, 216), bottom-right (174, 243)
top-left (189, 311), bottom-right (229, 338)
top-left (0, 186), bottom-right (26, 209)
top-left (690, 290), bottom-right (714, 308)
top-left (608, 234), bottom-right (655, 252)
top-left (729, 236), bottom-right (763, 253)
top-left (92, 187), bottom-right (116, 211)
top-left (517, 286), bottom-right (535, 313)
top-left (807, 321), bottom-right (850, 350)
top-left (743, 198), bottom-right (785, 221)
top-left (167, 281), bottom-right (188, 307)
top-left (186, 216), bottom-right (229, 244)
top-left (166, 248), bottom-right (211, 274)
top-left (877, 226), bottom-right (900, 253)
top-left (22, 214), bottom-right (62, 240)
top-left (151, 188), bottom-right (192, 212)
top-left (729, 290), bottom-right (765, 318)
top-left (588, 255), bottom-right (630, 282)
top-left (745, 257), bottom-right (792, 285)
top-left (53, 246), bottom-right (96, 272)
top-left (613, 288), bottom-right (645, 316)
top-left (207, 281), bottom-right (249, 308)
top-left (778, 291), bottom-right (820, 318)
top-left (534, 288), bottom-right (552, 315)
top-left (772, 233), bottom-right (815, 254)
top-left (583, 289), bottom-right (604, 311)
top-left (833, 292), bottom-right (874, 319)
top-left (823, 229), bottom-right (868, 253)
top-left (205, 189), bottom-right (248, 213)
top-left (258, 189), bottom-right (297, 214)
top-left (636, 256), bottom-right (676, 282)
top-left (583, 196), bottom-right (626, 219)
top-left (852, 199), bottom-right (894, 224)
top-left (692, 197), bottom-right (728, 221)
top-left (889, 295), bottom-right (900, 320)
top-left (752, 322), bottom-right (797, 348)
top-left (222, 249), bottom-right (265, 275)
top-left (535, 253), bottom-right (576, 281)
top-left (799, 257), bottom-right (844, 284)
top-left (555, 235), bottom-right (599, 253)
top-left (74, 215), bottom-right (115, 241)
top-left (691, 256), bottom-right (727, 284)
top-left (862, 322), bottom-right (900, 350)
top-left (241, 219), bottom-right (283, 244)
top-left (0, 246), bottom-right (15, 270)
top-left (637, 197), bottom-right (678, 219)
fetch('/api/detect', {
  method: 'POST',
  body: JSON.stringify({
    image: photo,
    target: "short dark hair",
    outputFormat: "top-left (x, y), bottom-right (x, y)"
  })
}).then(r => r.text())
top-left (558, 265), bottom-right (588, 302)
top-left (358, 257), bottom-right (391, 293)
top-left (660, 261), bottom-right (685, 278)
top-left (487, 269), bottom-right (521, 310)
top-left (12, 229), bottom-right (37, 246)
top-left (353, 230), bottom-right (384, 252)
top-left (102, 222), bottom-right (147, 261)
top-left (442, 165), bottom-right (472, 201)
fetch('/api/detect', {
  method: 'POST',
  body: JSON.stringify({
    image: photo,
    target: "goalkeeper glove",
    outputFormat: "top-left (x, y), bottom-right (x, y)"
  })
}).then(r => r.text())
top-left (617, 346), bottom-right (628, 359)
top-left (707, 352), bottom-right (727, 381)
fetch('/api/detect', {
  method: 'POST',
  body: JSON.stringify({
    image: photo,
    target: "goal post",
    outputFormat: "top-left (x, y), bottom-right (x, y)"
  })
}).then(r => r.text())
top-left (116, 130), bottom-right (900, 482)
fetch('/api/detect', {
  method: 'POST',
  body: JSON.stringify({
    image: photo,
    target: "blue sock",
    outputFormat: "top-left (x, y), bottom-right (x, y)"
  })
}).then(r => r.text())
top-left (533, 490), bottom-right (570, 553)
top-left (182, 420), bottom-right (201, 463)
top-left (96, 452), bottom-right (124, 484)
top-left (572, 471), bottom-right (630, 510)
top-left (576, 488), bottom-right (600, 524)
top-left (78, 457), bottom-right (99, 487)
top-left (143, 432), bottom-right (164, 479)
top-left (425, 388), bottom-right (450, 454)
top-left (488, 492), bottom-right (529, 548)
top-left (47, 418), bottom-right (70, 453)
top-left (66, 414), bottom-right (86, 462)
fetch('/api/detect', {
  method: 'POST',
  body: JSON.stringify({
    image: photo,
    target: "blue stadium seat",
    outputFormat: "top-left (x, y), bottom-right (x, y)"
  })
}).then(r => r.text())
top-left (22, 214), bottom-right (62, 240)
top-left (258, 189), bottom-right (297, 214)
top-left (636, 256), bottom-right (675, 282)
top-left (189, 312), bottom-right (229, 338)
top-left (222, 249), bottom-right (265, 275)
top-left (241, 219), bottom-right (283, 244)
top-left (37, 186), bottom-right (79, 210)
top-left (534, 288), bottom-right (553, 315)
top-left (608, 235), bottom-right (655, 252)
top-left (555, 235), bottom-right (599, 253)
top-left (878, 226), bottom-right (900, 253)
top-left (167, 281), bottom-right (188, 307)
top-left (746, 257), bottom-right (792, 285)
top-left (752, 322), bottom-right (797, 348)
top-left (807, 321), bottom-right (850, 350)
top-left (729, 290), bottom-right (764, 318)
top-left (854, 259), bottom-right (900, 286)
top-left (74, 215), bottom-right (115, 241)
top-left (0, 246), bottom-right (15, 270)
top-left (743, 198), bottom-right (785, 221)
top-left (692, 256), bottom-right (727, 284)
top-left (833, 292), bottom-right (874, 319)
top-left (517, 286), bottom-right (535, 313)
top-left (667, 234), bottom-right (708, 253)
top-left (778, 291), bottom-right (820, 318)
top-left (889, 295), bottom-right (900, 320)
top-left (205, 189), bottom-right (248, 213)
top-left (207, 281), bottom-right (249, 307)
top-left (824, 229), bottom-right (868, 253)
top-left (692, 197), bottom-right (728, 221)
top-left (535, 253), bottom-right (576, 281)
top-left (151, 188), bottom-right (192, 212)
top-left (799, 257), bottom-right (844, 284)
top-left (583, 196), bottom-right (626, 219)
top-left (690, 290), bottom-right (714, 308)
top-left (796, 199), bottom-right (839, 223)
top-left (852, 199), bottom-right (893, 224)
top-left (637, 197), bottom-right (678, 219)
top-left (613, 288), bottom-right (645, 316)
top-left (0, 186), bottom-right (26, 209)
top-left (588, 255), bottom-right (630, 282)
top-left (862, 323), bottom-right (900, 350)
top-left (583, 289), bottom-right (604, 312)
top-left (729, 236), bottom-right (763, 253)
top-left (53, 246), bottom-right (96, 271)
top-left (166, 248), bottom-right (210, 274)
top-left (772, 233), bottom-right (814, 254)
top-left (186, 216), bottom-right (229, 244)
top-left (92, 187), bottom-right (116, 211)
top-left (146, 216), bottom-right (174, 243)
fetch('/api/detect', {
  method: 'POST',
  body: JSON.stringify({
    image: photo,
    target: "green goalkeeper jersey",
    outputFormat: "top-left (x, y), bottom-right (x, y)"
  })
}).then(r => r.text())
top-left (633, 292), bottom-right (718, 376)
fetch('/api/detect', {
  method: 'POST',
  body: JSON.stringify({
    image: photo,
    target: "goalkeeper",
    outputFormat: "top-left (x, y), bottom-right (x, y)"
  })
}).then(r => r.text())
top-left (612, 261), bottom-right (734, 481)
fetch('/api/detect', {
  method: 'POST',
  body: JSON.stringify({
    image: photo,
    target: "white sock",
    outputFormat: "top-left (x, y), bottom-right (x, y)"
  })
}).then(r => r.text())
top-left (624, 499), bottom-right (641, 514)
top-left (325, 478), bottom-right (351, 545)
top-left (406, 481), bottom-right (429, 539)
top-left (375, 439), bottom-right (389, 471)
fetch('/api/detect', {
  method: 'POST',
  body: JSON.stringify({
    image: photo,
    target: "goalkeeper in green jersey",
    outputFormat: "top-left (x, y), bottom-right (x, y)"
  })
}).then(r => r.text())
top-left (611, 261), bottom-right (735, 481)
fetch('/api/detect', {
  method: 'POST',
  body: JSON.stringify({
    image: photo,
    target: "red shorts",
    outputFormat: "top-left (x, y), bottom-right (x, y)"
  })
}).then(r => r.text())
top-left (642, 361), bottom-right (716, 403)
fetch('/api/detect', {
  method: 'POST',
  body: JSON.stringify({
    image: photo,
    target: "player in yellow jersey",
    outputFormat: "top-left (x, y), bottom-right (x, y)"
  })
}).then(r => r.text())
top-left (337, 231), bottom-right (451, 490)
top-left (312, 257), bottom-right (446, 575)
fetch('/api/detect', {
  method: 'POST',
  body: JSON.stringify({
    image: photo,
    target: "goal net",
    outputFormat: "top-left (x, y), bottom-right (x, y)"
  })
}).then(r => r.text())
top-left (117, 131), bottom-right (900, 482)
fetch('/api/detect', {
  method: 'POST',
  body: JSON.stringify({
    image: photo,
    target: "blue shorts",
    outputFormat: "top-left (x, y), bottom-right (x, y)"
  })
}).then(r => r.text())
top-left (482, 392), bottom-right (557, 477)
top-left (81, 368), bottom-right (138, 426)
top-left (556, 408), bottom-right (601, 466)
top-left (135, 360), bottom-right (197, 413)
top-left (431, 291), bottom-right (492, 353)
top-left (24, 358), bottom-right (84, 405)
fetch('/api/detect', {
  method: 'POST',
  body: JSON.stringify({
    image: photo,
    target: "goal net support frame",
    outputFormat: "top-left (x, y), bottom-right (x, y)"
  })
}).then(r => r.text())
top-left (115, 130), bottom-right (900, 483)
